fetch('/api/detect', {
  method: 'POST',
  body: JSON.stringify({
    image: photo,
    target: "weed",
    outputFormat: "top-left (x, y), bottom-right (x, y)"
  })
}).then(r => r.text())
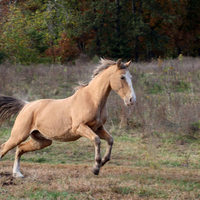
top-left (188, 121), bottom-right (200, 138)
top-left (27, 190), bottom-right (71, 199)
top-left (149, 83), bottom-right (165, 94)
top-left (171, 80), bottom-right (190, 92)
top-left (36, 157), bottom-right (46, 163)
top-left (111, 186), bottom-right (134, 194)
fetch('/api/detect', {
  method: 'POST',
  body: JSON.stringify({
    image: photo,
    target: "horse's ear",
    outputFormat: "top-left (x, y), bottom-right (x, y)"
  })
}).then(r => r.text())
top-left (125, 60), bottom-right (131, 68)
top-left (116, 58), bottom-right (122, 69)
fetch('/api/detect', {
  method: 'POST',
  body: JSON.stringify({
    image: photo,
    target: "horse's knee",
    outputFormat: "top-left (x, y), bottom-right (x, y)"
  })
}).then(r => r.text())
top-left (94, 136), bottom-right (101, 146)
top-left (108, 136), bottom-right (114, 146)
top-left (95, 155), bottom-right (101, 164)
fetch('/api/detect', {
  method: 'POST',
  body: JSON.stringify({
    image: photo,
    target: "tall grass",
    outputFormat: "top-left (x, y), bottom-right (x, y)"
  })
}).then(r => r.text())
top-left (0, 56), bottom-right (200, 137)
top-left (111, 57), bottom-right (200, 137)
top-left (1, 57), bottom-right (200, 199)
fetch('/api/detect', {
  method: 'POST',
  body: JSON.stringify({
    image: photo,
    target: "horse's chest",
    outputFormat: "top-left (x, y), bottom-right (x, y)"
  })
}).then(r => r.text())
top-left (88, 115), bottom-right (106, 132)
top-left (85, 106), bottom-right (107, 131)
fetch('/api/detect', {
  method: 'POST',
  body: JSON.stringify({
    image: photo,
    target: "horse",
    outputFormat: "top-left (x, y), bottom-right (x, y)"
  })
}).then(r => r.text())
top-left (0, 58), bottom-right (136, 178)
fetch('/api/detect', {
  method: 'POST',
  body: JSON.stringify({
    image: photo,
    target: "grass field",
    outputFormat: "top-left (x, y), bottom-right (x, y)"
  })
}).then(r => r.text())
top-left (1, 56), bottom-right (200, 199)
top-left (1, 127), bottom-right (200, 199)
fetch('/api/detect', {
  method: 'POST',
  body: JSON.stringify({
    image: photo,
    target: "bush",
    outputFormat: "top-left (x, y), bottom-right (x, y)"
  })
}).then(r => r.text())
top-left (45, 32), bottom-right (80, 64)
top-left (188, 121), bottom-right (200, 138)
top-left (0, 51), bottom-right (7, 64)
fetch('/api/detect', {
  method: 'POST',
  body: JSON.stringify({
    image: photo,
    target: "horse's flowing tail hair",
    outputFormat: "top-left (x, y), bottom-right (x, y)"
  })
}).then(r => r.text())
top-left (0, 94), bottom-right (27, 124)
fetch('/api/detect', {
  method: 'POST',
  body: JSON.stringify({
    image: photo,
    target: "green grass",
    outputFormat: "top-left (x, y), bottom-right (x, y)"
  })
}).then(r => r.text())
top-left (1, 127), bottom-right (200, 199)
top-left (1, 58), bottom-right (200, 199)
top-left (0, 190), bottom-right (80, 200)
top-left (1, 127), bottom-right (200, 169)
top-left (27, 190), bottom-right (73, 199)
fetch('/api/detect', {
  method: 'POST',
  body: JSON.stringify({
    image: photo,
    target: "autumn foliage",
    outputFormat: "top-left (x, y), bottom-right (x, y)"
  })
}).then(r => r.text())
top-left (45, 33), bottom-right (80, 63)
top-left (0, 0), bottom-right (200, 64)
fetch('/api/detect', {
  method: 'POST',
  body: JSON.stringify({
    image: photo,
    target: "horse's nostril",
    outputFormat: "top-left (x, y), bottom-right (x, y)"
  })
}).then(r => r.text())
top-left (130, 97), bottom-right (133, 102)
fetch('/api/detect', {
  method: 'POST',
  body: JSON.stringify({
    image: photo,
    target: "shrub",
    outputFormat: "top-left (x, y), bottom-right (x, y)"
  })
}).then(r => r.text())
top-left (0, 51), bottom-right (7, 64)
top-left (45, 32), bottom-right (80, 64)
top-left (188, 121), bottom-right (200, 138)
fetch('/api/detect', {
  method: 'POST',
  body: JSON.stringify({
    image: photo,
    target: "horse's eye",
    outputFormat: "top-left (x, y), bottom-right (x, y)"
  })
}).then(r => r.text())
top-left (121, 76), bottom-right (125, 80)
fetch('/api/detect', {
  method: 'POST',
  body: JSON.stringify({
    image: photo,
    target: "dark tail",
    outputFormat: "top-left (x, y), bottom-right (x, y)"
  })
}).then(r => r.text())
top-left (0, 94), bottom-right (27, 124)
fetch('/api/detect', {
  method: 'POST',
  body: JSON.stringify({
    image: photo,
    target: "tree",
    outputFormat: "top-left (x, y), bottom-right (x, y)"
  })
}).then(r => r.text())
top-left (1, 0), bottom-right (200, 64)
top-left (0, 5), bottom-right (39, 64)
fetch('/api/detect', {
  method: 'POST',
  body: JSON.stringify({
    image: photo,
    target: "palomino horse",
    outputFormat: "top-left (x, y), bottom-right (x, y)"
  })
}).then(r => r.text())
top-left (0, 58), bottom-right (136, 178)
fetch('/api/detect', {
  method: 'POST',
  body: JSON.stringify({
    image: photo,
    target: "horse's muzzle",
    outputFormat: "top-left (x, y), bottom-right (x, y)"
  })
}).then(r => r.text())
top-left (124, 96), bottom-right (136, 106)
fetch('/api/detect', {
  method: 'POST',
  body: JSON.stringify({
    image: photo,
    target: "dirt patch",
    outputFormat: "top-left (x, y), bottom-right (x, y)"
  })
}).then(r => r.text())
top-left (1, 161), bottom-right (200, 199)
top-left (0, 173), bottom-right (16, 187)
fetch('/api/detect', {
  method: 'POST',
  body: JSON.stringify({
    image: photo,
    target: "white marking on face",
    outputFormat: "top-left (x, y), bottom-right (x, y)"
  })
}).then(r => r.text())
top-left (124, 71), bottom-right (136, 102)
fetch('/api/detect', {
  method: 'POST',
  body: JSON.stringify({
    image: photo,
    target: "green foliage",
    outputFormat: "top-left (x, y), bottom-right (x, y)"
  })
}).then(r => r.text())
top-left (27, 28), bottom-right (49, 54)
top-left (74, 0), bottom-right (134, 58)
top-left (91, 55), bottom-right (100, 64)
top-left (0, 0), bottom-right (199, 63)
top-left (170, 80), bottom-right (190, 92)
top-left (148, 83), bottom-right (165, 94)
top-left (0, 6), bottom-right (39, 64)
top-left (0, 1), bottom-right (73, 64)
top-left (0, 51), bottom-right (7, 64)
top-left (188, 121), bottom-right (200, 138)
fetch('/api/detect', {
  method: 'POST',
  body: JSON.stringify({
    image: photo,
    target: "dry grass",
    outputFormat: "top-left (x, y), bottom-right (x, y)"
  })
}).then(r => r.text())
top-left (1, 128), bottom-right (200, 199)
top-left (1, 56), bottom-right (200, 135)
top-left (1, 161), bottom-right (200, 199)
top-left (1, 56), bottom-right (200, 199)
top-left (0, 162), bottom-right (200, 199)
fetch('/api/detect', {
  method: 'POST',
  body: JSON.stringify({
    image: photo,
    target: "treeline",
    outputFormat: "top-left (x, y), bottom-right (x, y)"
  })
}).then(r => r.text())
top-left (0, 0), bottom-right (200, 64)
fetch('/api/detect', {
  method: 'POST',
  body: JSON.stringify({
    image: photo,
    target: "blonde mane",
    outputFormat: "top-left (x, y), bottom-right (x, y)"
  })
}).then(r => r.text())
top-left (74, 58), bottom-right (117, 91)
top-left (92, 58), bottom-right (116, 78)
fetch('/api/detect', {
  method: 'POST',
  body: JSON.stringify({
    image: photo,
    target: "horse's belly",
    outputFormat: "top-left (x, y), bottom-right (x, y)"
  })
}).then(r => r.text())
top-left (48, 132), bottom-right (81, 142)
top-left (36, 128), bottom-right (81, 142)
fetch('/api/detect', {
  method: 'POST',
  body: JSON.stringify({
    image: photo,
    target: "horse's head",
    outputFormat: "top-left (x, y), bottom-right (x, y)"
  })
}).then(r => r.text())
top-left (110, 59), bottom-right (136, 106)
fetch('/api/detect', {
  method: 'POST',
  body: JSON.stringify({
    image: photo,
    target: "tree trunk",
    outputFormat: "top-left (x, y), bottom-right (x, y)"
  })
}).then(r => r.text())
top-left (132, 0), bottom-right (140, 62)
top-left (116, 0), bottom-right (121, 38)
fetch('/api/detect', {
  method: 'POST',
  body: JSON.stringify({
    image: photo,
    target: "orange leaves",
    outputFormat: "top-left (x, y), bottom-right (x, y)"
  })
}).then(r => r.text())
top-left (45, 32), bottom-right (80, 63)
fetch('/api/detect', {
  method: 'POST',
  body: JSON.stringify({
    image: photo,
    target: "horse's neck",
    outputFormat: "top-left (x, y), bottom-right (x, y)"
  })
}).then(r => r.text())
top-left (86, 68), bottom-right (113, 107)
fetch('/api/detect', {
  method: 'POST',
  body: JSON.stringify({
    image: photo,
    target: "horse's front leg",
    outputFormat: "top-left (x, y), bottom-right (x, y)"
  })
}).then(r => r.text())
top-left (76, 123), bottom-right (102, 175)
top-left (96, 126), bottom-right (113, 166)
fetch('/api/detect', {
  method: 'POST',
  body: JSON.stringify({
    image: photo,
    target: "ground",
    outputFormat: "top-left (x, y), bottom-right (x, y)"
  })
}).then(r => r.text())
top-left (1, 58), bottom-right (200, 199)
top-left (1, 132), bottom-right (200, 199)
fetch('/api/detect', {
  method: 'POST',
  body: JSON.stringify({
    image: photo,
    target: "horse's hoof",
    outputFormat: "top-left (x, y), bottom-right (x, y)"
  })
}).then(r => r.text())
top-left (92, 166), bottom-right (100, 175)
top-left (13, 172), bottom-right (24, 178)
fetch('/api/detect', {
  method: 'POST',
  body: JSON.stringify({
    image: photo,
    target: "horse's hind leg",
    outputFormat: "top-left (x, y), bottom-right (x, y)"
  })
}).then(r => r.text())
top-left (0, 130), bottom-right (30, 160)
top-left (13, 131), bottom-right (52, 178)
